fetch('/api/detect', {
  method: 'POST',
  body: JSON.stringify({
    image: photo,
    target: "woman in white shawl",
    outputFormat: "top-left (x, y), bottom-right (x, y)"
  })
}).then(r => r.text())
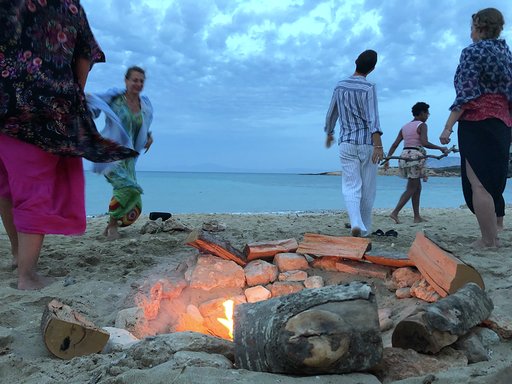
top-left (88, 66), bottom-right (153, 240)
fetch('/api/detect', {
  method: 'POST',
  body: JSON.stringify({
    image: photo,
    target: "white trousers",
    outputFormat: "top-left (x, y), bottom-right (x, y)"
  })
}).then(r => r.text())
top-left (339, 143), bottom-right (377, 236)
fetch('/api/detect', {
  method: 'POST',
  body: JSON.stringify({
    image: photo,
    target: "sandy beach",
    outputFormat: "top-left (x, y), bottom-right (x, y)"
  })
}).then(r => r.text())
top-left (0, 207), bottom-right (511, 383)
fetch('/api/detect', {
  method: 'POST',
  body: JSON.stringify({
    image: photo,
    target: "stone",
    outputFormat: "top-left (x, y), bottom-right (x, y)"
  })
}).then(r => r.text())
top-left (371, 347), bottom-right (468, 383)
top-left (278, 270), bottom-right (308, 282)
top-left (273, 252), bottom-right (309, 272)
top-left (304, 275), bottom-right (324, 289)
top-left (267, 281), bottom-right (304, 297)
top-left (392, 267), bottom-right (422, 288)
top-left (244, 260), bottom-right (278, 286)
top-left (395, 287), bottom-right (412, 299)
top-left (453, 330), bottom-right (489, 363)
top-left (410, 279), bottom-right (441, 302)
top-left (101, 327), bottom-right (139, 353)
top-left (170, 350), bottom-right (233, 369)
top-left (126, 331), bottom-right (235, 368)
top-left (245, 285), bottom-right (272, 303)
top-left (115, 307), bottom-right (150, 339)
top-left (187, 255), bottom-right (246, 291)
top-left (140, 220), bottom-right (162, 234)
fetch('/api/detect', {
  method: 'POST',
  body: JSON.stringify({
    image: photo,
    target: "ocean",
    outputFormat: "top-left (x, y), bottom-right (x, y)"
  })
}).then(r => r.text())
top-left (84, 171), bottom-right (512, 216)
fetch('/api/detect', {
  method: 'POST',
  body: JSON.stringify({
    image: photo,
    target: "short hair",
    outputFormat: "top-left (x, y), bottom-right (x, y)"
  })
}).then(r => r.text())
top-left (125, 66), bottom-right (145, 80)
top-left (472, 8), bottom-right (504, 39)
top-left (355, 50), bottom-right (377, 74)
top-left (411, 102), bottom-right (429, 117)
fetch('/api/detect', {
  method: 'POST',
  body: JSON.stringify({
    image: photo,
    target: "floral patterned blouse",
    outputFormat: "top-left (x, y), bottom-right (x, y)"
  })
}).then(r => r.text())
top-left (0, 0), bottom-right (136, 162)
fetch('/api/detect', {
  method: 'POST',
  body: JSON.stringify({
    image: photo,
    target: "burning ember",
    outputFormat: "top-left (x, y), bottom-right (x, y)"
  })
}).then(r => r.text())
top-left (217, 300), bottom-right (234, 340)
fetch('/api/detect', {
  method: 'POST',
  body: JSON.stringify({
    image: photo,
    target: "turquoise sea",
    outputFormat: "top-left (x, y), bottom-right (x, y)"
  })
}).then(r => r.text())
top-left (84, 171), bottom-right (512, 216)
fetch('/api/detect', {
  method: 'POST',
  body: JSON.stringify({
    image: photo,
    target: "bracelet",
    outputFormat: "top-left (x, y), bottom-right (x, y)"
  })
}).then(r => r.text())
top-left (374, 145), bottom-right (383, 148)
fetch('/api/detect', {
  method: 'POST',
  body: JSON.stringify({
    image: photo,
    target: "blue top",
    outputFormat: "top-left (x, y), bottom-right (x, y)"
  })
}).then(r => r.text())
top-left (451, 38), bottom-right (512, 110)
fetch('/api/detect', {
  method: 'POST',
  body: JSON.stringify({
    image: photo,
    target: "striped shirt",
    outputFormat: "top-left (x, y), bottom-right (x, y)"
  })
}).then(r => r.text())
top-left (324, 75), bottom-right (382, 145)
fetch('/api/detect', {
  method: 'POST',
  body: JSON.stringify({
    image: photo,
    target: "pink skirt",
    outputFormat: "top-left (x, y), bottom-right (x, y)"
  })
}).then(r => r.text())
top-left (0, 134), bottom-right (86, 235)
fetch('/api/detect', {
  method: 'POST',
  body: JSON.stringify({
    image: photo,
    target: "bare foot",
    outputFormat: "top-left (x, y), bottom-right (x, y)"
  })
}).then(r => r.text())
top-left (103, 225), bottom-right (121, 241)
top-left (18, 273), bottom-right (56, 290)
top-left (414, 216), bottom-right (428, 223)
top-left (470, 238), bottom-right (500, 249)
top-left (389, 213), bottom-right (400, 224)
top-left (351, 227), bottom-right (361, 237)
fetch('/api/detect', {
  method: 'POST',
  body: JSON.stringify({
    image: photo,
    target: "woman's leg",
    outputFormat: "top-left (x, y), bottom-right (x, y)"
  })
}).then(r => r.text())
top-left (0, 197), bottom-right (18, 268)
top-left (390, 178), bottom-right (420, 224)
top-left (104, 216), bottom-right (121, 240)
top-left (411, 181), bottom-right (426, 223)
top-left (497, 216), bottom-right (504, 232)
top-left (465, 160), bottom-right (498, 247)
top-left (17, 232), bottom-right (54, 290)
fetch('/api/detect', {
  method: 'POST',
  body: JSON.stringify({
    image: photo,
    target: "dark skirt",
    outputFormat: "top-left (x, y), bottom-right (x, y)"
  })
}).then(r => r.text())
top-left (458, 118), bottom-right (511, 217)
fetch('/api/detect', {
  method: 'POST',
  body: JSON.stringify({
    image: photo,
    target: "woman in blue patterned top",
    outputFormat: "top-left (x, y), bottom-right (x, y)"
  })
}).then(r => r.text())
top-left (440, 8), bottom-right (512, 248)
top-left (88, 67), bottom-right (154, 240)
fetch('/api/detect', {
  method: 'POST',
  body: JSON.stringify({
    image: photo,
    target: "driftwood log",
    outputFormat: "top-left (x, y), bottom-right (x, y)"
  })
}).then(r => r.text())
top-left (185, 229), bottom-right (247, 266)
top-left (234, 281), bottom-right (383, 375)
top-left (408, 232), bottom-right (485, 297)
top-left (392, 283), bottom-right (493, 354)
top-left (296, 233), bottom-right (371, 260)
top-left (41, 299), bottom-right (110, 359)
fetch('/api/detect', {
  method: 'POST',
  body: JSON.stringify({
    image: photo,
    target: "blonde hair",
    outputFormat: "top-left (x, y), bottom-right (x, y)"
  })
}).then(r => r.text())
top-left (472, 8), bottom-right (504, 39)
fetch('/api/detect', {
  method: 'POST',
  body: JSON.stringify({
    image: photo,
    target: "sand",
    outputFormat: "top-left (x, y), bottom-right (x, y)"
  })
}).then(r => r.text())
top-left (0, 207), bottom-right (511, 383)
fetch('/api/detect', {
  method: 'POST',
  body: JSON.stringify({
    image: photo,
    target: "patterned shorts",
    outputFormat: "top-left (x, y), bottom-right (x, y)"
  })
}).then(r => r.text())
top-left (398, 147), bottom-right (427, 179)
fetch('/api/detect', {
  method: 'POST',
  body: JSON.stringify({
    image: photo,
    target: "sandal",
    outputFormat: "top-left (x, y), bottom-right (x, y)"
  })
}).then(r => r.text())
top-left (385, 229), bottom-right (398, 237)
top-left (372, 229), bottom-right (385, 236)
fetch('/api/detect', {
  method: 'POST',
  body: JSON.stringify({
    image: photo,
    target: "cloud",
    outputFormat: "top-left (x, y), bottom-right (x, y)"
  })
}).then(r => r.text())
top-left (82, 0), bottom-right (512, 172)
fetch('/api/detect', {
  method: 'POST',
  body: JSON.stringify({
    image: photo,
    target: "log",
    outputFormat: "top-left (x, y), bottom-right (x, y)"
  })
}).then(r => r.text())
top-left (234, 281), bottom-right (383, 374)
top-left (41, 299), bottom-right (110, 359)
top-left (296, 233), bottom-right (371, 260)
top-left (185, 229), bottom-right (247, 266)
top-left (363, 252), bottom-right (415, 268)
top-left (243, 238), bottom-right (298, 261)
top-left (408, 232), bottom-right (484, 297)
top-left (311, 257), bottom-right (392, 280)
top-left (392, 283), bottom-right (493, 353)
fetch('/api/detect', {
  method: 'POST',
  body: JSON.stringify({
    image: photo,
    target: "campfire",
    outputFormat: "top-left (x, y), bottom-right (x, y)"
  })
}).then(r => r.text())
top-left (106, 228), bottom-right (493, 375)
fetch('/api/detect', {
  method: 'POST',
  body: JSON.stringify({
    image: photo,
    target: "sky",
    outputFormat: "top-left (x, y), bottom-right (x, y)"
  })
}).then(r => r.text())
top-left (82, 0), bottom-right (512, 173)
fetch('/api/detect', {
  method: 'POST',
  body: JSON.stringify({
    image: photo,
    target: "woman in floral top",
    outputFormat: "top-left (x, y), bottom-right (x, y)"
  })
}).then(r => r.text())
top-left (0, 1), bottom-right (136, 289)
top-left (440, 8), bottom-right (512, 248)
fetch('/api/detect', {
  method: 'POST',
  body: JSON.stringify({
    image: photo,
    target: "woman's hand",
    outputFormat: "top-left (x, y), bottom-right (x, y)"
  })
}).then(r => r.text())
top-left (439, 128), bottom-right (452, 145)
top-left (144, 133), bottom-right (153, 153)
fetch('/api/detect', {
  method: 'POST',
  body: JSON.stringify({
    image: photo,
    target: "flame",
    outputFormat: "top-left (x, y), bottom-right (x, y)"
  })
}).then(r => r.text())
top-left (217, 299), bottom-right (234, 340)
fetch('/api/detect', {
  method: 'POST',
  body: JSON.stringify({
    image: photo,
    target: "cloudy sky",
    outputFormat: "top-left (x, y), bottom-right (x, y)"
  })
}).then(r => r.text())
top-left (82, 0), bottom-right (512, 173)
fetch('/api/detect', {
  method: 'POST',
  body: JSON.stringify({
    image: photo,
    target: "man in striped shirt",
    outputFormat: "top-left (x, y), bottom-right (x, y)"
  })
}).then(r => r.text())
top-left (324, 50), bottom-right (384, 237)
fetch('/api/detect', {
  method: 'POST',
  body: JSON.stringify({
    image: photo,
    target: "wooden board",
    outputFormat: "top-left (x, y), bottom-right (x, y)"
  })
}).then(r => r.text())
top-left (243, 238), bottom-right (298, 261)
top-left (311, 257), bottom-right (391, 280)
top-left (407, 232), bottom-right (484, 297)
top-left (296, 233), bottom-right (371, 260)
top-left (363, 253), bottom-right (415, 268)
top-left (41, 299), bottom-right (110, 360)
top-left (185, 229), bottom-right (247, 266)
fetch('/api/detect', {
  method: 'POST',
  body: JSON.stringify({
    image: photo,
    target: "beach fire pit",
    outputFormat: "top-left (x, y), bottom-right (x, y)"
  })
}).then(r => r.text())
top-left (111, 228), bottom-right (492, 375)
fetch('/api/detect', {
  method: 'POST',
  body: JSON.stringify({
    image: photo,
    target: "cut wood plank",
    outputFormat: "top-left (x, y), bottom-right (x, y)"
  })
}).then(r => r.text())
top-left (185, 229), bottom-right (247, 266)
top-left (243, 238), bottom-right (298, 261)
top-left (363, 253), bottom-right (415, 268)
top-left (296, 233), bottom-right (371, 260)
top-left (392, 283), bottom-right (493, 353)
top-left (311, 257), bottom-right (392, 280)
top-left (407, 232), bottom-right (484, 297)
top-left (41, 299), bottom-right (110, 360)
top-left (234, 281), bottom-right (383, 374)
